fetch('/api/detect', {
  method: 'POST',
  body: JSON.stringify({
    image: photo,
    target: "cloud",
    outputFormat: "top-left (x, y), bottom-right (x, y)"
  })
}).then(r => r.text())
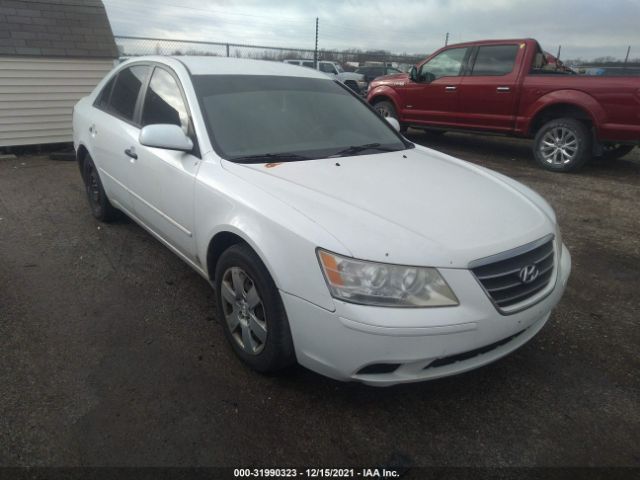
top-left (103, 0), bottom-right (640, 60)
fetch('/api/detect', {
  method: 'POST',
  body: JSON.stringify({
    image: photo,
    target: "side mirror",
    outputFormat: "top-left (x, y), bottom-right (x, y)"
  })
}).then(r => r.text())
top-left (385, 116), bottom-right (401, 132)
top-left (139, 124), bottom-right (193, 152)
top-left (409, 65), bottom-right (418, 81)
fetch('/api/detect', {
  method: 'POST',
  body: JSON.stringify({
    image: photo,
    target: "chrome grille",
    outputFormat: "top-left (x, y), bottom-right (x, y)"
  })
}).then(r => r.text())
top-left (471, 236), bottom-right (555, 312)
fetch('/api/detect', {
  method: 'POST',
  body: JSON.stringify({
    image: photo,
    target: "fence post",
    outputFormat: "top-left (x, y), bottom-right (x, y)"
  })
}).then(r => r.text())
top-left (226, 44), bottom-right (230, 57)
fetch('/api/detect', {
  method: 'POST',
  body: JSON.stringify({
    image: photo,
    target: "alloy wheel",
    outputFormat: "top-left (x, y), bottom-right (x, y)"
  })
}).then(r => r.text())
top-left (220, 267), bottom-right (267, 355)
top-left (539, 127), bottom-right (578, 165)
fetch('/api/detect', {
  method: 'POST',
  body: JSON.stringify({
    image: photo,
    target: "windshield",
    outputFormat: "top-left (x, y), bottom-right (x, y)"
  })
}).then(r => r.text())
top-left (193, 75), bottom-right (408, 162)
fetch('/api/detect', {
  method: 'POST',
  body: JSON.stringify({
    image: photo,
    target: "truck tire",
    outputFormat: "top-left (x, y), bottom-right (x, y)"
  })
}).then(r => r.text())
top-left (533, 118), bottom-right (591, 172)
top-left (373, 100), bottom-right (407, 133)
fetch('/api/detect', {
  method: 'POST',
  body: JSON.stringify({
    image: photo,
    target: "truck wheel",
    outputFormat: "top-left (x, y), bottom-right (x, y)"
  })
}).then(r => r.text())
top-left (374, 100), bottom-right (407, 133)
top-left (598, 144), bottom-right (635, 161)
top-left (533, 118), bottom-right (591, 172)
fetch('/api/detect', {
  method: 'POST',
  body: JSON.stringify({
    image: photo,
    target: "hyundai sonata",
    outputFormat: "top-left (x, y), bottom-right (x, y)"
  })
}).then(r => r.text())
top-left (73, 57), bottom-right (571, 386)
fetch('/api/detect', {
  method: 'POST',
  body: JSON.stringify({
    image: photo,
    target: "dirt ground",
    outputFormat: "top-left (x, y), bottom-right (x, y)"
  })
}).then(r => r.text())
top-left (1, 133), bottom-right (638, 472)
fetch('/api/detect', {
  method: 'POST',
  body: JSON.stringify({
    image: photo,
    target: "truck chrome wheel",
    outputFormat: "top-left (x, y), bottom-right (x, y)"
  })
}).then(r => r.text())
top-left (375, 103), bottom-right (393, 118)
top-left (539, 127), bottom-right (578, 165)
top-left (221, 266), bottom-right (267, 355)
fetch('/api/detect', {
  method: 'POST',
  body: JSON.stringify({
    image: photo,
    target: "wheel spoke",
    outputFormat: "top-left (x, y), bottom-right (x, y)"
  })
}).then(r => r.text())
top-left (226, 309), bottom-right (240, 332)
top-left (241, 323), bottom-right (257, 353)
top-left (245, 285), bottom-right (260, 308)
top-left (231, 268), bottom-right (244, 296)
top-left (221, 281), bottom-right (236, 304)
top-left (248, 313), bottom-right (267, 343)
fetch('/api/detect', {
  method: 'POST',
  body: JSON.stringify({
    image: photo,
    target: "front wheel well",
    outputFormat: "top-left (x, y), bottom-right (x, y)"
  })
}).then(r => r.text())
top-left (529, 103), bottom-right (593, 136)
top-left (369, 95), bottom-right (392, 106)
top-left (206, 231), bottom-right (249, 282)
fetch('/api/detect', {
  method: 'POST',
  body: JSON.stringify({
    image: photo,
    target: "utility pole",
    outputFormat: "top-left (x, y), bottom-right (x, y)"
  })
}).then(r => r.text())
top-left (314, 17), bottom-right (319, 69)
top-left (556, 45), bottom-right (561, 60)
top-left (445, 32), bottom-right (449, 46)
top-left (624, 45), bottom-right (631, 65)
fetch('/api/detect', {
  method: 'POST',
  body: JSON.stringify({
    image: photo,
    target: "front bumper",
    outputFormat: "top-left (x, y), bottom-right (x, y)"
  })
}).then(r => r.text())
top-left (282, 244), bottom-right (571, 386)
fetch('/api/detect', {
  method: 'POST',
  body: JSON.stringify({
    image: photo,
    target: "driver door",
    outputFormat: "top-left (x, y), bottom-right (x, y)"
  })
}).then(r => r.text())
top-left (129, 66), bottom-right (200, 260)
top-left (402, 47), bottom-right (471, 128)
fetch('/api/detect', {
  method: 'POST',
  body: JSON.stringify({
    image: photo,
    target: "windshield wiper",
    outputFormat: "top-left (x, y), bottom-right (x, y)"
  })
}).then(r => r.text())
top-left (231, 152), bottom-right (311, 164)
top-left (329, 143), bottom-right (399, 157)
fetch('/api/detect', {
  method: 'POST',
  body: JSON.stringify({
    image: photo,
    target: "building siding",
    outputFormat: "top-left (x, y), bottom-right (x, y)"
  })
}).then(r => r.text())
top-left (0, 56), bottom-right (114, 147)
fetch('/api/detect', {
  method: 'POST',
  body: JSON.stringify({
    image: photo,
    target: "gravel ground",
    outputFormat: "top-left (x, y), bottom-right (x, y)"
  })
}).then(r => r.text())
top-left (0, 134), bottom-right (638, 473)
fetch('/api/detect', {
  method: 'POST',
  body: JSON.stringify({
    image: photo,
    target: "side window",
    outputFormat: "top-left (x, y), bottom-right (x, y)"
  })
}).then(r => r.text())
top-left (109, 65), bottom-right (149, 122)
top-left (141, 68), bottom-right (189, 134)
top-left (471, 45), bottom-right (519, 76)
top-left (319, 62), bottom-right (337, 75)
top-left (95, 76), bottom-right (115, 109)
top-left (302, 61), bottom-right (314, 68)
top-left (420, 47), bottom-right (468, 80)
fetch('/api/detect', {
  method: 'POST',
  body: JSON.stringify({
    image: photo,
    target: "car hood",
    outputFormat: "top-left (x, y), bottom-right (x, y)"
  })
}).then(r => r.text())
top-left (370, 72), bottom-right (410, 86)
top-left (222, 147), bottom-right (554, 268)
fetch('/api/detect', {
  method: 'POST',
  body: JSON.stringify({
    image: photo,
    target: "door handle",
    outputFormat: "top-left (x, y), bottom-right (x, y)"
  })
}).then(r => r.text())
top-left (124, 147), bottom-right (137, 160)
top-left (496, 86), bottom-right (511, 92)
top-left (89, 124), bottom-right (97, 135)
top-left (445, 86), bottom-right (457, 91)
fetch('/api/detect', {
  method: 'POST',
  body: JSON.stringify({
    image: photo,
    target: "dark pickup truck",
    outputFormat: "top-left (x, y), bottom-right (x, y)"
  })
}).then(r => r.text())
top-left (367, 38), bottom-right (640, 172)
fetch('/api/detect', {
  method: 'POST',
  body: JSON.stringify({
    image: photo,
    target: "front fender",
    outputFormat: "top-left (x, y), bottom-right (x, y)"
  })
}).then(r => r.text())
top-left (367, 86), bottom-right (404, 117)
top-left (194, 159), bottom-right (347, 312)
top-left (520, 89), bottom-right (607, 136)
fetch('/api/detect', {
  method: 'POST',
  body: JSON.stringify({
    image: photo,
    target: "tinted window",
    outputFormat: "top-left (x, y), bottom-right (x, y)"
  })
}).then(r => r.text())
top-left (471, 45), bottom-right (519, 76)
top-left (319, 63), bottom-right (337, 74)
top-left (109, 66), bottom-right (149, 121)
top-left (141, 68), bottom-right (189, 133)
top-left (302, 61), bottom-right (314, 68)
top-left (96, 76), bottom-right (115, 109)
top-left (193, 75), bottom-right (407, 160)
top-left (420, 47), bottom-right (468, 80)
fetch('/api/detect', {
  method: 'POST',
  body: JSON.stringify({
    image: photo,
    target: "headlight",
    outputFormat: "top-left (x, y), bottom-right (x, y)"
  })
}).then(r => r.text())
top-left (317, 249), bottom-right (458, 308)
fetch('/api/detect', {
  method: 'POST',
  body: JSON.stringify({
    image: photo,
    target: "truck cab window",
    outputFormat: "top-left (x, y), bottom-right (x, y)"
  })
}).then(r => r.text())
top-left (420, 47), bottom-right (468, 80)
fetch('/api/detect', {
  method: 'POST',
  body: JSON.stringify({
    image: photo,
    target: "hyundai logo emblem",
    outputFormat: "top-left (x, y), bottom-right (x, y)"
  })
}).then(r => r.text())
top-left (519, 264), bottom-right (540, 284)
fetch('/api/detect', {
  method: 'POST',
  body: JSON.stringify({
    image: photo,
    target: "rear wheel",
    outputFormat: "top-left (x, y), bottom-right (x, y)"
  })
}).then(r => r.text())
top-left (82, 154), bottom-right (119, 222)
top-left (373, 100), bottom-right (407, 133)
top-left (533, 117), bottom-right (591, 172)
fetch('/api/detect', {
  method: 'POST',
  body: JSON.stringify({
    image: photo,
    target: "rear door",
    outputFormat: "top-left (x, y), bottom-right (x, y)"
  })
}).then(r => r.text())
top-left (130, 66), bottom-right (200, 259)
top-left (458, 43), bottom-right (523, 132)
top-left (402, 47), bottom-right (471, 127)
top-left (91, 65), bottom-right (150, 212)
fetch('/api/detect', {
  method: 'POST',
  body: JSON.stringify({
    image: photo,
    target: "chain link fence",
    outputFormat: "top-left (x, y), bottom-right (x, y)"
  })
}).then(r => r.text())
top-left (115, 36), bottom-right (425, 70)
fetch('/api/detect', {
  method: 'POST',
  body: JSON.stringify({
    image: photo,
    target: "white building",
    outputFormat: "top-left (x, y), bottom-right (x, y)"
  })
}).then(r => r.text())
top-left (0, 0), bottom-right (117, 147)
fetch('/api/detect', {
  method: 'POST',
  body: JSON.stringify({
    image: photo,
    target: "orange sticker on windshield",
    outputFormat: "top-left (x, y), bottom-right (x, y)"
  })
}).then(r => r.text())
top-left (265, 162), bottom-right (282, 168)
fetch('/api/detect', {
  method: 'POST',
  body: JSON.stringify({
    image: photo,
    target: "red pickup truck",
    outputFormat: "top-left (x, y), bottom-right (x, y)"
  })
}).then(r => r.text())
top-left (367, 38), bottom-right (640, 172)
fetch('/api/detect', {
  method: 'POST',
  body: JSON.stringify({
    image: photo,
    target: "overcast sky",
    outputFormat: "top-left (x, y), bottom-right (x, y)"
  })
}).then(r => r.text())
top-left (103, 0), bottom-right (640, 60)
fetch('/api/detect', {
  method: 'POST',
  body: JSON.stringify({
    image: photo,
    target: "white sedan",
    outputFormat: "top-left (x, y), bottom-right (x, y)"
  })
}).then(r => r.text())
top-left (73, 56), bottom-right (571, 386)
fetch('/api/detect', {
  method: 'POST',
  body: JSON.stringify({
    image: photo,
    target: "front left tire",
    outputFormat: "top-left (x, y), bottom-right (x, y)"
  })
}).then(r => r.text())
top-left (214, 243), bottom-right (295, 373)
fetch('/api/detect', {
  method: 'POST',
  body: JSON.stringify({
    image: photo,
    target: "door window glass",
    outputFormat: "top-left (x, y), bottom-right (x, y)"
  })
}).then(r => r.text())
top-left (108, 65), bottom-right (149, 121)
top-left (471, 45), bottom-right (519, 76)
top-left (95, 76), bottom-right (115, 109)
top-left (420, 47), bottom-right (468, 80)
top-left (141, 68), bottom-right (189, 133)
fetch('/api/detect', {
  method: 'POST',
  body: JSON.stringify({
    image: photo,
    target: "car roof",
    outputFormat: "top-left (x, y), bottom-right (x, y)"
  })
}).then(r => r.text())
top-left (166, 56), bottom-right (330, 78)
